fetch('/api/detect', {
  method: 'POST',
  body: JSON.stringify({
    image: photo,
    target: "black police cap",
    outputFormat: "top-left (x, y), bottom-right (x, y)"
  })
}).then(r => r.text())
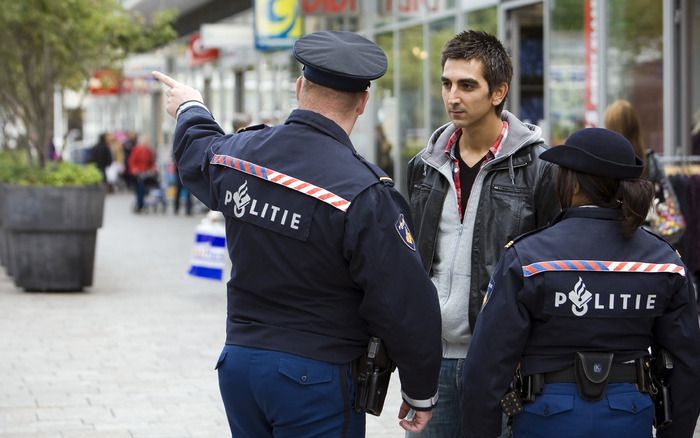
top-left (293, 31), bottom-right (387, 92)
top-left (540, 128), bottom-right (644, 179)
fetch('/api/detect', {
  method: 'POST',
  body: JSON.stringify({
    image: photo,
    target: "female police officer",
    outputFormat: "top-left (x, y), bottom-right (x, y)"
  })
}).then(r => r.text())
top-left (460, 128), bottom-right (700, 437)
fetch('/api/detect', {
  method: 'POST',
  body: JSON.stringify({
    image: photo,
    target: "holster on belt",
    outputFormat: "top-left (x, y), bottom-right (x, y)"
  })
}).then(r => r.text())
top-left (352, 337), bottom-right (396, 416)
top-left (574, 352), bottom-right (614, 401)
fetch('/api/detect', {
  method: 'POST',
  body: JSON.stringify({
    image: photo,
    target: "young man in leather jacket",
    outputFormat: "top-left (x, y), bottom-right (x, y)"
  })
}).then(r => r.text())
top-left (405, 30), bottom-right (560, 438)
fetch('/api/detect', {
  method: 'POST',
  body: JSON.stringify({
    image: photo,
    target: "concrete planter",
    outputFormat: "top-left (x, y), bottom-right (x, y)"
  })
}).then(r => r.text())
top-left (0, 184), bottom-right (6, 270)
top-left (2, 185), bottom-right (106, 291)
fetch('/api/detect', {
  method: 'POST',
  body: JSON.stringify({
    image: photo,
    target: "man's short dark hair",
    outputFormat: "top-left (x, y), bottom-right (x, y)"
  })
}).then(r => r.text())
top-left (441, 30), bottom-right (513, 115)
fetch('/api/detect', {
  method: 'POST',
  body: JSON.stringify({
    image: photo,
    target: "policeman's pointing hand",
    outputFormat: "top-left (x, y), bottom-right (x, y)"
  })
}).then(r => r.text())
top-left (398, 401), bottom-right (433, 433)
top-left (152, 71), bottom-right (203, 119)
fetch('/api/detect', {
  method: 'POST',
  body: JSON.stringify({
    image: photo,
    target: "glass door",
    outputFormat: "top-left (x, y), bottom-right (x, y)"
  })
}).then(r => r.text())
top-left (500, 1), bottom-right (546, 136)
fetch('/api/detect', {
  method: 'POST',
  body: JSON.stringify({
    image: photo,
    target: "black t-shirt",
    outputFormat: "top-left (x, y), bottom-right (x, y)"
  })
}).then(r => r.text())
top-left (457, 150), bottom-right (487, 217)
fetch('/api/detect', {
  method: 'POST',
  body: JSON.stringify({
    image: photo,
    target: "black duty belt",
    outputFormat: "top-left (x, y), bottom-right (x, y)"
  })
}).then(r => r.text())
top-left (543, 363), bottom-right (638, 384)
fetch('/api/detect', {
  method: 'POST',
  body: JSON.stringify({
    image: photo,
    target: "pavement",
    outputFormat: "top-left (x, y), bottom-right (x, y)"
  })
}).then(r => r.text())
top-left (0, 192), bottom-right (698, 437)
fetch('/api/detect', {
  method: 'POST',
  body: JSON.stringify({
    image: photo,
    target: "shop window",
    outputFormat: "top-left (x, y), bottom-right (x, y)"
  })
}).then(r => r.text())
top-left (399, 0), bottom-right (455, 21)
top-left (398, 24), bottom-right (426, 191)
top-left (429, 17), bottom-right (456, 132)
top-left (374, 0), bottom-right (394, 27)
top-left (549, 0), bottom-right (585, 145)
top-left (606, 0), bottom-right (663, 153)
top-left (375, 32), bottom-right (397, 180)
top-left (465, 6), bottom-right (497, 36)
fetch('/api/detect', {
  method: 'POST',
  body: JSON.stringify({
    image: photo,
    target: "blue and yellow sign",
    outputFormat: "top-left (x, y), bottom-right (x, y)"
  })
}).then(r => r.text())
top-left (254, 0), bottom-right (303, 51)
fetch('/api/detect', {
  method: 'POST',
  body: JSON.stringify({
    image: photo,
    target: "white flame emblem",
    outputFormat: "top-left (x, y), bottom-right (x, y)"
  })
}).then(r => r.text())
top-left (233, 180), bottom-right (251, 218)
top-left (568, 277), bottom-right (593, 316)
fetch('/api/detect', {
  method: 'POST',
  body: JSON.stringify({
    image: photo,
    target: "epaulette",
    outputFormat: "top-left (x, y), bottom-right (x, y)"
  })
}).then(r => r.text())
top-left (504, 225), bottom-right (550, 249)
top-left (378, 176), bottom-right (394, 187)
top-left (640, 227), bottom-right (682, 256)
top-left (236, 123), bottom-right (268, 133)
top-left (355, 153), bottom-right (393, 187)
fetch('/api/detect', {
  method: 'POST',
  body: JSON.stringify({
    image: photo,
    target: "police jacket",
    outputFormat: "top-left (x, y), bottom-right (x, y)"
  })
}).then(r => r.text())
top-left (460, 207), bottom-right (700, 437)
top-left (407, 113), bottom-right (559, 336)
top-left (173, 105), bottom-right (442, 408)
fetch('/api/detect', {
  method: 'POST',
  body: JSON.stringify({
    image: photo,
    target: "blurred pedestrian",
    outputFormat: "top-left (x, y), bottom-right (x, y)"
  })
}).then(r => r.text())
top-left (604, 100), bottom-right (650, 175)
top-left (605, 99), bottom-right (686, 244)
top-left (172, 161), bottom-right (192, 215)
top-left (153, 30), bottom-right (442, 437)
top-left (460, 128), bottom-right (700, 438)
top-left (89, 132), bottom-right (114, 187)
top-left (121, 132), bottom-right (137, 189)
top-left (127, 138), bottom-right (156, 213)
top-left (406, 30), bottom-right (560, 438)
top-left (692, 110), bottom-right (700, 156)
top-left (376, 124), bottom-right (394, 179)
top-left (231, 113), bottom-right (251, 133)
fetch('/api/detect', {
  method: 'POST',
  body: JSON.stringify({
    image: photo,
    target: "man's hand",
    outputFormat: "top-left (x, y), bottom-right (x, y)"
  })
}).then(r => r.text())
top-left (151, 71), bottom-right (203, 119)
top-left (398, 401), bottom-right (432, 433)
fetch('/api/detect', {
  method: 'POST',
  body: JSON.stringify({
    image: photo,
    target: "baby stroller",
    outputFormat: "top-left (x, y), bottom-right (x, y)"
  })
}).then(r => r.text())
top-left (144, 171), bottom-right (167, 213)
top-left (136, 171), bottom-right (167, 213)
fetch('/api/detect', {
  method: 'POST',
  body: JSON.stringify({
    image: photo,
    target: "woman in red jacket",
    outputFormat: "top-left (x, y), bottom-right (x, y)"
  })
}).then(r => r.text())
top-left (127, 141), bottom-right (156, 213)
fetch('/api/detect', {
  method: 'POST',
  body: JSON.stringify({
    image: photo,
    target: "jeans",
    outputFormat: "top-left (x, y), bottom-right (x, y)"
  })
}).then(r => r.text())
top-left (406, 358), bottom-right (464, 438)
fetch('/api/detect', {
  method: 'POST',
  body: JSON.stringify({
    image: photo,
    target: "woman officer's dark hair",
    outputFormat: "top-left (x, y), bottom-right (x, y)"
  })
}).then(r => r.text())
top-left (541, 128), bottom-right (653, 239)
top-left (556, 168), bottom-right (654, 238)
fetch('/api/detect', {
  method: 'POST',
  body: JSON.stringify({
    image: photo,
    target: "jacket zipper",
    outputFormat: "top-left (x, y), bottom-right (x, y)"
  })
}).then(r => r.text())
top-left (446, 223), bottom-right (464, 299)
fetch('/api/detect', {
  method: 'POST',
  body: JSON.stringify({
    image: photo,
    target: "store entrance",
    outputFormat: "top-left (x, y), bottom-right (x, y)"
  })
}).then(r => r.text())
top-left (502, 2), bottom-right (544, 127)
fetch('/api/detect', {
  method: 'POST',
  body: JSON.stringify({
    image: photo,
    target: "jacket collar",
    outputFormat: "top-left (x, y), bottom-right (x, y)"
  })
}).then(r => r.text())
top-left (554, 207), bottom-right (623, 223)
top-left (285, 109), bottom-right (357, 153)
top-left (421, 110), bottom-right (544, 169)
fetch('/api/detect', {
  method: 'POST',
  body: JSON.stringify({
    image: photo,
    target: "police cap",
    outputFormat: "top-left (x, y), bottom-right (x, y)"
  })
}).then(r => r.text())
top-left (540, 127), bottom-right (644, 179)
top-left (293, 31), bottom-right (387, 92)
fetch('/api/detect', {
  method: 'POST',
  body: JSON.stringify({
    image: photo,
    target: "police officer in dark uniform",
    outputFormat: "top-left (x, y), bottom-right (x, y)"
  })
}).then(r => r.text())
top-left (152, 31), bottom-right (442, 437)
top-left (460, 128), bottom-right (700, 437)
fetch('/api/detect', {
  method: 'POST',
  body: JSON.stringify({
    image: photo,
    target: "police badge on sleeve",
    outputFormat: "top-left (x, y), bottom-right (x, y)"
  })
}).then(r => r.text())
top-left (395, 214), bottom-right (416, 251)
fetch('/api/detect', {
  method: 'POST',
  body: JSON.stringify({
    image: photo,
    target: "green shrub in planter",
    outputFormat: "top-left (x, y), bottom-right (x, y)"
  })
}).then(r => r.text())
top-left (0, 157), bottom-right (107, 290)
top-left (13, 161), bottom-right (103, 187)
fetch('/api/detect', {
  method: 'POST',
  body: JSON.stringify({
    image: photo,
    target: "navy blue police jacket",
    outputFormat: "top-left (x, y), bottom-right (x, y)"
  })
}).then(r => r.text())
top-left (461, 207), bottom-right (700, 437)
top-left (173, 105), bottom-right (442, 408)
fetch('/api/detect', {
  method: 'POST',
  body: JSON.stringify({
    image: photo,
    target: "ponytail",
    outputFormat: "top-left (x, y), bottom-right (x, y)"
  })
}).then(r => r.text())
top-left (557, 167), bottom-right (654, 239)
top-left (617, 178), bottom-right (654, 238)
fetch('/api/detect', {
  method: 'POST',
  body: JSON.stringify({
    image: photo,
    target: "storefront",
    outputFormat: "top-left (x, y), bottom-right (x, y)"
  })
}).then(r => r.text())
top-left (350, 0), bottom-right (699, 191)
top-left (83, 0), bottom-right (699, 194)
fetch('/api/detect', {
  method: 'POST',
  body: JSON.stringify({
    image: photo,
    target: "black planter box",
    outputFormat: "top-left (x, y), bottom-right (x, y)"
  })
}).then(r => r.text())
top-left (2, 185), bottom-right (106, 291)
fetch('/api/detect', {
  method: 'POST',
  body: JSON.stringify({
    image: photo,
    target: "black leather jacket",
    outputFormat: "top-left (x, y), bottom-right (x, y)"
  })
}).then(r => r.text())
top-left (407, 120), bottom-right (560, 332)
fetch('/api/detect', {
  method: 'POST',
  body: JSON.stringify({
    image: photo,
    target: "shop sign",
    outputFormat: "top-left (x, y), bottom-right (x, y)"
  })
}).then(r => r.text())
top-left (301, 0), bottom-right (446, 16)
top-left (584, 0), bottom-right (598, 127)
top-left (88, 69), bottom-right (120, 95)
top-left (188, 32), bottom-right (220, 67)
top-left (302, 0), bottom-right (358, 14)
top-left (395, 0), bottom-right (446, 16)
top-left (122, 53), bottom-right (166, 79)
top-left (255, 0), bottom-right (303, 51)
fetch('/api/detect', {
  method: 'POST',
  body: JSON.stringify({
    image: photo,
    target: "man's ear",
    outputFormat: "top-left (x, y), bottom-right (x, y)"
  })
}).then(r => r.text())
top-left (356, 91), bottom-right (369, 116)
top-left (295, 76), bottom-right (303, 101)
top-left (491, 82), bottom-right (509, 108)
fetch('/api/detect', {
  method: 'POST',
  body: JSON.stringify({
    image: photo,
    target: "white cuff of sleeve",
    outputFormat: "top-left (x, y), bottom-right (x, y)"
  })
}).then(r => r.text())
top-left (402, 390), bottom-right (439, 411)
top-left (176, 101), bottom-right (208, 120)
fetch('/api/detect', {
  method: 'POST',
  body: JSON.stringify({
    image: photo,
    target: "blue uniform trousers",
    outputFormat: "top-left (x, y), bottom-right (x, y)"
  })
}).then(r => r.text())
top-left (216, 345), bottom-right (365, 438)
top-left (512, 383), bottom-right (653, 438)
